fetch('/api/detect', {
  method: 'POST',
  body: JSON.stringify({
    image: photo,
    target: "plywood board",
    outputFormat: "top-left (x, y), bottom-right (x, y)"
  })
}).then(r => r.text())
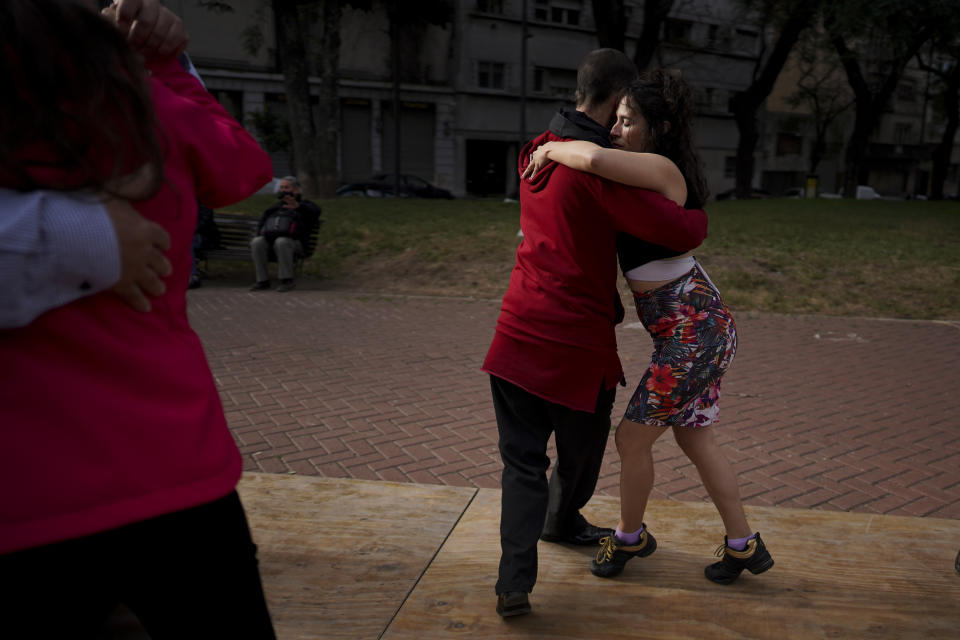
top-left (237, 473), bottom-right (476, 640)
top-left (384, 490), bottom-right (960, 639)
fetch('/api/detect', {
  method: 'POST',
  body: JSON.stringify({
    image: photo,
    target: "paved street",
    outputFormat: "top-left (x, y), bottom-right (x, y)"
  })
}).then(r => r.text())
top-left (188, 286), bottom-right (960, 520)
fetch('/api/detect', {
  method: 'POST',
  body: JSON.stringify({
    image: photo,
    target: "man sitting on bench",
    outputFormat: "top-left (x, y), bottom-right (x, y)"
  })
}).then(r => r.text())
top-left (250, 176), bottom-right (321, 292)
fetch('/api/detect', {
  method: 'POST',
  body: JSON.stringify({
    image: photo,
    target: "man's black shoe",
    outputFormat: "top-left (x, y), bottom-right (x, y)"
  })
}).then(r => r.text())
top-left (277, 279), bottom-right (295, 292)
top-left (495, 591), bottom-right (531, 618)
top-left (540, 522), bottom-right (614, 546)
top-left (704, 533), bottom-right (774, 585)
top-left (250, 280), bottom-right (270, 291)
top-left (589, 527), bottom-right (657, 578)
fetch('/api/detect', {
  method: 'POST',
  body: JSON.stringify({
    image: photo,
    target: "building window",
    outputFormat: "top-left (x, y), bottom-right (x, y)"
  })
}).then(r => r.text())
top-left (894, 122), bottom-right (913, 144)
top-left (897, 80), bottom-right (916, 102)
top-left (776, 133), bottom-right (802, 156)
top-left (475, 0), bottom-right (504, 13)
top-left (552, 6), bottom-right (580, 25)
top-left (694, 87), bottom-right (729, 113)
top-left (213, 89), bottom-right (244, 122)
top-left (734, 28), bottom-right (759, 54)
top-left (694, 87), bottom-right (714, 112)
top-left (664, 19), bottom-right (694, 45)
top-left (534, 0), bottom-right (548, 20)
top-left (533, 0), bottom-right (581, 26)
top-left (532, 66), bottom-right (576, 98)
top-left (724, 156), bottom-right (737, 178)
top-left (478, 61), bottom-right (506, 89)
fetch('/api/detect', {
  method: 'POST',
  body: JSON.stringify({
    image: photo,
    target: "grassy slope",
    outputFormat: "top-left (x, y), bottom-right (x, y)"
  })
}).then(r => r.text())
top-left (216, 196), bottom-right (960, 320)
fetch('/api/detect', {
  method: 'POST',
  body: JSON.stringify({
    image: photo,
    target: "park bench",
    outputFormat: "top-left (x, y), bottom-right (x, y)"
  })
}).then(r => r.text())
top-left (198, 212), bottom-right (321, 275)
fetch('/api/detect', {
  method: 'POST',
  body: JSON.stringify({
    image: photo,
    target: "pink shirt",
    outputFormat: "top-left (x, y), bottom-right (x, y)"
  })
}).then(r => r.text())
top-left (0, 58), bottom-right (273, 554)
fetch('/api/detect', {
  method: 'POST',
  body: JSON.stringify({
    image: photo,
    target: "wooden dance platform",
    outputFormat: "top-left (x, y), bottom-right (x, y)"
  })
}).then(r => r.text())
top-left (237, 473), bottom-right (960, 639)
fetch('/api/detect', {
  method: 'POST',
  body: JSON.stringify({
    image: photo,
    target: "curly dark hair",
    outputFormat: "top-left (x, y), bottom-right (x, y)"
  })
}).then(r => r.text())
top-left (622, 69), bottom-right (709, 209)
top-left (0, 0), bottom-right (163, 197)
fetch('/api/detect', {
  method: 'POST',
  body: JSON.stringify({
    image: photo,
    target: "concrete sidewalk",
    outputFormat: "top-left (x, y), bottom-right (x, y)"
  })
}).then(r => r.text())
top-left (188, 287), bottom-right (960, 521)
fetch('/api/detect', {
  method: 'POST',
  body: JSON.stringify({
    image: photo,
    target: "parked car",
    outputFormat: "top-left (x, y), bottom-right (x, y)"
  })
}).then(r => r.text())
top-left (714, 187), bottom-right (771, 200)
top-left (782, 186), bottom-right (806, 198)
top-left (819, 185), bottom-right (893, 200)
top-left (336, 174), bottom-right (454, 199)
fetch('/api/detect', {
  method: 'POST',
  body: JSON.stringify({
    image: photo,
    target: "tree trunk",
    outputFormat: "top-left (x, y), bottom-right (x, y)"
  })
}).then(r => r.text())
top-left (274, 0), bottom-right (320, 195)
top-left (930, 86), bottom-right (960, 200)
top-left (832, 28), bottom-right (933, 198)
top-left (313, 0), bottom-right (342, 198)
top-left (729, 0), bottom-right (819, 197)
top-left (633, 0), bottom-right (673, 71)
top-left (273, 0), bottom-right (341, 199)
top-left (929, 66), bottom-right (959, 200)
top-left (841, 106), bottom-right (872, 197)
top-left (590, 0), bottom-right (625, 51)
top-left (732, 106), bottom-right (759, 196)
top-left (808, 121), bottom-right (828, 176)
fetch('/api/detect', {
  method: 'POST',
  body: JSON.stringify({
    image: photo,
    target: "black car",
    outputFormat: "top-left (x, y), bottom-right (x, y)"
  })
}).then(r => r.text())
top-left (714, 187), bottom-right (771, 201)
top-left (336, 174), bottom-right (454, 199)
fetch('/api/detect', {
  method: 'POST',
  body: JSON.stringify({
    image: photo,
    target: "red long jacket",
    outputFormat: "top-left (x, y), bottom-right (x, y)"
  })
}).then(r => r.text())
top-left (0, 58), bottom-right (273, 554)
top-left (482, 130), bottom-right (708, 412)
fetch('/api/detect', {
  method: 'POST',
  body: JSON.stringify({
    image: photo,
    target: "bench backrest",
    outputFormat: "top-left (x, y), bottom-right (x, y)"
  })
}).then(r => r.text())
top-left (212, 212), bottom-right (321, 257)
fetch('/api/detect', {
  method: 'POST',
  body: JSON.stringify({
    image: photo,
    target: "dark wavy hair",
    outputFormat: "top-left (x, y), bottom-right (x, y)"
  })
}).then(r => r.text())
top-left (0, 0), bottom-right (163, 196)
top-left (622, 69), bottom-right (708, 209)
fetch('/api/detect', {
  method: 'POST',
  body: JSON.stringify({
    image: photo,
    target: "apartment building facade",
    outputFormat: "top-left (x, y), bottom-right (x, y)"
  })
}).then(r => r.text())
top-left (167, 0), bottom-right (958, 199)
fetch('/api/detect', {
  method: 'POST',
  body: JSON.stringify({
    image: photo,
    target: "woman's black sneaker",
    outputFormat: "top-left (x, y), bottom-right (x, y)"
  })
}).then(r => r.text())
top-left (705, 533), bottom-right (774, 584)
top-left (589, 526), bottom-right (657, 578)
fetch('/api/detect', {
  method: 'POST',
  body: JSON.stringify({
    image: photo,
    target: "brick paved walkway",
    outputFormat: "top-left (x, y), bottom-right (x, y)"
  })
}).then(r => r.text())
top-left (188, 287), bottom-right (960, 520)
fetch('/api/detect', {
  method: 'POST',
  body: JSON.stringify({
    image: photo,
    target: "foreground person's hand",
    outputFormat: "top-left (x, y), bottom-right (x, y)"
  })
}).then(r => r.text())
top-left (102, 0), bottom-right (189, 60)
top-left (101, 194), bottom-right (172, 312)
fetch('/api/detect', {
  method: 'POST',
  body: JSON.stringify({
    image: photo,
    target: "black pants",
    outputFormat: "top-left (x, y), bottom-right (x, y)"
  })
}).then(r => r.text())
top-left (0, 491), bottom-right (276, 639)
top-left (491, 375), bottom-right (615, 594)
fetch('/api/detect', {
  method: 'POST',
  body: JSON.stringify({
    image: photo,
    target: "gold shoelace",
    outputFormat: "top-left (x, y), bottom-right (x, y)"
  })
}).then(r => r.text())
top-left (715, 538), bottom-right (757, 559)
top-left (596, 535), bottom-right (619, 563)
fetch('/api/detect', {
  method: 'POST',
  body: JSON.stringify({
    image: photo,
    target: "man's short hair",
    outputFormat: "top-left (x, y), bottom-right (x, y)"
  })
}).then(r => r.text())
top-left (575, 49), bottom-right (639, 108)
top-left (280, 176), bottom-right (299, 188)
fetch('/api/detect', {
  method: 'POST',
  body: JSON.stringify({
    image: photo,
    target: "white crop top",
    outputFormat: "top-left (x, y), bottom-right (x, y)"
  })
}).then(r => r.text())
top-left (623, 255), bottom-right (696, 281)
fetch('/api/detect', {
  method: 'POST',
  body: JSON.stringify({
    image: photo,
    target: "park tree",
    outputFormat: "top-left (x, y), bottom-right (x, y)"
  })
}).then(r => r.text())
top-left (786, 33), bottom-right (854, 177)
top-left (916, 36), bottom-right (960, 200)
top-left (241, 0), bottom-right (342, 198)
top-left (824, 0), bottom-right (946, 198)
top-left (275, 0), bottom-right (341, 198)
top-left (590, 0), bottom-right (674, 71)
top-left (243, 0), bottom-right (452, 198)
top-left (728, 0), bottom-right (821, 198)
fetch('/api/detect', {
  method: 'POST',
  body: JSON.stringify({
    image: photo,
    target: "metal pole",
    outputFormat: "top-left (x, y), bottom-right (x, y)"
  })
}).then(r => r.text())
top-left (392, 0), bottom-right (401, 196)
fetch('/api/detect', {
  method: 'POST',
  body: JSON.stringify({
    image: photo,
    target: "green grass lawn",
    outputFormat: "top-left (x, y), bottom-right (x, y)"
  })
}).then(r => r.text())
top-left (215, 195), bottom-right (960, 320)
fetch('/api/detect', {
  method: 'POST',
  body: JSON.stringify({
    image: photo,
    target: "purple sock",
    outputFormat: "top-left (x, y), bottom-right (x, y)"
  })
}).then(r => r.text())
top-left (615, 525), bottom-right (644, 545)
top-left (727, 533), bottom-right (756, 551)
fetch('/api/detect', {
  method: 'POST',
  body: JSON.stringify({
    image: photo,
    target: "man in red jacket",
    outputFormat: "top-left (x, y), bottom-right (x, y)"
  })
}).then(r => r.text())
top-left (483, 49), bottom-right (709, 618)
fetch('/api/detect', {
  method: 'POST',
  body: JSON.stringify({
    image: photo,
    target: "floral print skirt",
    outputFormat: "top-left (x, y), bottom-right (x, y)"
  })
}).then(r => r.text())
top-left (623, 263), bottom-right (737, 428)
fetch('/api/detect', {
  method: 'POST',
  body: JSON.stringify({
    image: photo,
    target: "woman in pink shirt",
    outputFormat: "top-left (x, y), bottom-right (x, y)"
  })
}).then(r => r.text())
top-left (0, 1), bottom-right (276, 636)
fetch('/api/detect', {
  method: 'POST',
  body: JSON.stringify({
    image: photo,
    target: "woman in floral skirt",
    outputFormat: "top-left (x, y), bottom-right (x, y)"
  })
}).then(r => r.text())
top-left (523, 69), bottom-right (774, 584)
